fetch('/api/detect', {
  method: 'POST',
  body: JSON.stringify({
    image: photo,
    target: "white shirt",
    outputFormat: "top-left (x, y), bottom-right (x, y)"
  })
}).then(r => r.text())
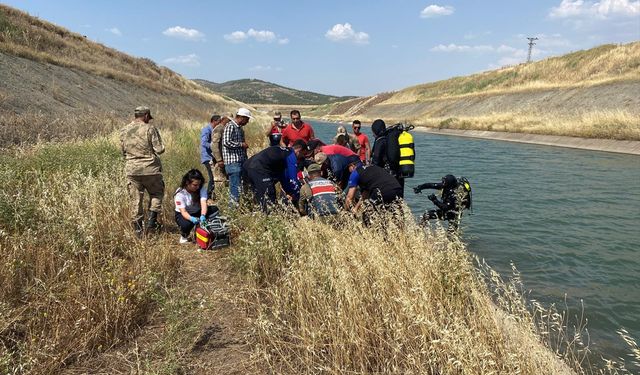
top-left (174, 187), bottom-right (207, 213)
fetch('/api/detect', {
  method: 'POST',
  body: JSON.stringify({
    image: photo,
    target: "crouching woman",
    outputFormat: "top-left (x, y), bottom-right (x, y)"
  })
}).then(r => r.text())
top-left (174, 169), bottom-right (213, 244)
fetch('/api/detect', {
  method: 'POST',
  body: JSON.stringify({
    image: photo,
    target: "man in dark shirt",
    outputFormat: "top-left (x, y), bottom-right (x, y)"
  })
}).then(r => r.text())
top-left (370, 118), bottom-right (405, 198)
top-left (243, 140), bottom-right (307, 213)
top-left (344, 155), bottom-right (403, 213)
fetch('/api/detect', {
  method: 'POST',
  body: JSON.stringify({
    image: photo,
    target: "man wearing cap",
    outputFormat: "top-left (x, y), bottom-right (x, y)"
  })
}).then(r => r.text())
top-left (281, 109), bottom-right (315, 147)
top-left (333, 125), bottom-right (360, 154)
top-left (119, 106), bottom-right (165, 235)
top-left (314, 151), bottom-right (352, 190)
top-left (201, 114), bottom-right (223, 199)
top-left (298, 163), bottom-right (341, 218)
top-left (243, 140), bottom-right (306, 213)
top-left (222, 108), bottom-right (252, 206)
top-left (265, 110), bottom-right (286, 146)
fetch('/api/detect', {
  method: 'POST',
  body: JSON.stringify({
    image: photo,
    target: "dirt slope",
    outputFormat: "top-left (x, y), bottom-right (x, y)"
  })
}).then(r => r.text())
top-left (343, 80), bottom-right (640, 120)
top-left (0, 51), bottom-right (238, 120)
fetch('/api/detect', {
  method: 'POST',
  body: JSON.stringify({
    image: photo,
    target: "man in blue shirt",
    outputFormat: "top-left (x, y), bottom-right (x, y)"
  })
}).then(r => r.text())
top-left (243, 140), bottom-right (307, 213)
top-left (201, 114), bottom-right (222, 199)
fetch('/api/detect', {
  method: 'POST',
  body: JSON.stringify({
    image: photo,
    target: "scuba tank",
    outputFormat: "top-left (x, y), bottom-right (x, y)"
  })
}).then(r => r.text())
top-left (457, 176), bottom-right (472, 210)
top-left (385, 123), bottom-right (415, 178)
top-left (398, 124), bottom-right (415, 178)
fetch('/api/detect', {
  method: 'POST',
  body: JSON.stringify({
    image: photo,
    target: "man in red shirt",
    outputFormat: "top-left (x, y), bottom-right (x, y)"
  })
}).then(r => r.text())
top-left (352, 120), bottom-right (371, 164)
top-left (281, 109), bottom-right (315, 147)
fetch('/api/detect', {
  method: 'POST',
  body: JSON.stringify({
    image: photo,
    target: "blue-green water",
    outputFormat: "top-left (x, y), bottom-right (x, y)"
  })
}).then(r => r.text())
top-left (309, 120), bottom-right (640, 363)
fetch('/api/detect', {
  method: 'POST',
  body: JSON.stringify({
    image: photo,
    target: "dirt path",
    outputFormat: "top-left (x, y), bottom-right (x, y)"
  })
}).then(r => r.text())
top-left (63, 242), bottom-right (258, 374)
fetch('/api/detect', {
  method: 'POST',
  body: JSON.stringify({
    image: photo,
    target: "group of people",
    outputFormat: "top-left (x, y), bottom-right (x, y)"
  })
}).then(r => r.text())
top-left (120, 105), bottom-right (469, 244)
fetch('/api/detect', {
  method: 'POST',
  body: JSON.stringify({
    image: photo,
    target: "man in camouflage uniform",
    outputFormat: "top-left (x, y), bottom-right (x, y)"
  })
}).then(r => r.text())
top-left (119, 106), bottom-right (165, 235)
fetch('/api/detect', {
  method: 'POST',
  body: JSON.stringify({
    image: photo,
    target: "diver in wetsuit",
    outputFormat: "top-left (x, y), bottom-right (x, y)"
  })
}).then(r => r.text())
top-left (413, 174), bottom-right (471, 230)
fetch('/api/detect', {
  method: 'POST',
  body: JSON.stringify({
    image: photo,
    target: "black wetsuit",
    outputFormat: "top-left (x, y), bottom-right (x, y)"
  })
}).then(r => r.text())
top-left (371, 120), bottom-right (404, 197)
top-left (243, 146), bottom-right (300, 212)
top-left (415, 175), bottom-right (464, 222)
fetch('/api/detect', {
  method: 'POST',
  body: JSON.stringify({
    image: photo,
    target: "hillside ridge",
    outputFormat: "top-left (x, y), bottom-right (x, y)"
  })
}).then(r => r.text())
top-left (195, 78), bottom-right (356, 105)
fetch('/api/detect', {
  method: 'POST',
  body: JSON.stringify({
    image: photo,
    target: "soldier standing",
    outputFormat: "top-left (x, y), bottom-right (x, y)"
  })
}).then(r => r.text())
top-left (119, 106), bottom-right (165, 235)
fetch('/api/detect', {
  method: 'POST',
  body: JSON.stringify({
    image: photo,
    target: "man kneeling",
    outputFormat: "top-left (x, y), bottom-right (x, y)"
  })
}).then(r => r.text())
top-left (298, 163), bottom-right (341, 219)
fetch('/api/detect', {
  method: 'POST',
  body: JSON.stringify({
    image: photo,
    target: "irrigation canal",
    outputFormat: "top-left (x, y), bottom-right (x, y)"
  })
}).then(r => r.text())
top-left (310, 119), bottom-right (640, 363)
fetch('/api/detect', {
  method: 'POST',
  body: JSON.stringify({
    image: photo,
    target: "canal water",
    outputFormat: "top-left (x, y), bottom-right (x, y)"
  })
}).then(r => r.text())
top-left (309, 119), bottom-right (640, 363)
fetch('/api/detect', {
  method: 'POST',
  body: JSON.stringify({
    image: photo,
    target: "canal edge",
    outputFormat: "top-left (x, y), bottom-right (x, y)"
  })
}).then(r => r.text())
top-left (414, 127), bottom-right (640, 156)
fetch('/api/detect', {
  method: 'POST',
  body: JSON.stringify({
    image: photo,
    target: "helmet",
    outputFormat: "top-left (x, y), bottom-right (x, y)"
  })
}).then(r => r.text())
top-left (442, 174), bottom-right (458, 188)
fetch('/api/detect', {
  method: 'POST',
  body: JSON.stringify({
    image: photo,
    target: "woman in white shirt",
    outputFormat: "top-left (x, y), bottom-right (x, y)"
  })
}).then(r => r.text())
top-left (174, 169), bottom-right (211, 244)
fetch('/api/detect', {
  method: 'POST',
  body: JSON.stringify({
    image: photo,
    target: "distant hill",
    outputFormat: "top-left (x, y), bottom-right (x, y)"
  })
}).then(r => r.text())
top-left (308, 42), bottom-right (640, 140)
top-left (194, 78), bottom-right (356, 105)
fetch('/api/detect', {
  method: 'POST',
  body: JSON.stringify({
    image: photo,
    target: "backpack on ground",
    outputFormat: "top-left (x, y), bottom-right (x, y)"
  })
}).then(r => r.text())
top-left (386, 123), bottom-right (415, 178)
top-left (195, 210), bottom-right (231, 250)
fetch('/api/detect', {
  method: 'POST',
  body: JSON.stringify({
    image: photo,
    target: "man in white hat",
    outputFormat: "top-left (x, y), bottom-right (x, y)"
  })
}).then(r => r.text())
top-left (222, 107), bottom-right (252, 206)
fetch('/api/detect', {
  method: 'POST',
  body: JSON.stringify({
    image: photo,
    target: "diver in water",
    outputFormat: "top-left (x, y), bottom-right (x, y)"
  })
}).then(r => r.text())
top-left (413, 174), bottom-right (471, 230)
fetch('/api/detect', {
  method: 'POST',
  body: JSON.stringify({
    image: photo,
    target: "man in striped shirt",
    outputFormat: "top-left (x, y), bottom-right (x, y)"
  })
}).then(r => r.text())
top-left (223, 108), bottom-right (252, 206)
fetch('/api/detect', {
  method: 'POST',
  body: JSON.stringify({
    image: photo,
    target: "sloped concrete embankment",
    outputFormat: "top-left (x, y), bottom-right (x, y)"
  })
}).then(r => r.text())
top-left (354, 81), bottom-right (640, 119)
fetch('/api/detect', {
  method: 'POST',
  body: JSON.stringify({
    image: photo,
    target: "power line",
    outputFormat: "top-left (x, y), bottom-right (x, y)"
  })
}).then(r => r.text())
top-left (526, 37), bottom-right (538, 63)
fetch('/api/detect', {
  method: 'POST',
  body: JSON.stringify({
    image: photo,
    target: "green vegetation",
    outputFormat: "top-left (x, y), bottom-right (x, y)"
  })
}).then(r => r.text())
top-left (195, 78), bottom-right (356, 105)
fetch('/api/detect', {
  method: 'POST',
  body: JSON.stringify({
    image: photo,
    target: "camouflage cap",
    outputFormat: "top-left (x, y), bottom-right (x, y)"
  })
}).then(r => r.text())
top-left (134, 106), bottom-right (153, 119)
top-left (307, 163), bottom-right (322, 173)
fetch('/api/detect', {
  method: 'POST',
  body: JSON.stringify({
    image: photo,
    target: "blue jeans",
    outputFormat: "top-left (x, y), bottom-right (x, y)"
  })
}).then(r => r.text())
top-left (225, 162), bottom-right (243, 206)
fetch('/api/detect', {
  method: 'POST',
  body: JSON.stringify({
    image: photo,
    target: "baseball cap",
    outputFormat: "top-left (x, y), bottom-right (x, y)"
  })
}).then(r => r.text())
top-left (134, 106), bottom-right (153, 119)
top-left (306, 139), bottom-right (324, 152)
top-left (274, 111), bottom-right (282, 117)
top-left (307, 163), bottom-right (322, 173)
top-left (236, 107), bottom-right (253, 119)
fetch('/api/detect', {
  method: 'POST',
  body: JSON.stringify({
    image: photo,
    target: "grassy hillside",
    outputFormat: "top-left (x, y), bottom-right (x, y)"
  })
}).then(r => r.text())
top-left (195, 78), bottom-right (356, 105)
top-left (309, 42), bottom-right (640, 140)
top-left (0, 4), bottom-right (241, 148)
top-left (0, 4), bottom-right (214, 97)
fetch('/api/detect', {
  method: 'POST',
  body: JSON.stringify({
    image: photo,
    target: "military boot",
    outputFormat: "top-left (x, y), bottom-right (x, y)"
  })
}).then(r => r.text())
top-left (146, 211), bottom-right (162, 233)
top-left (133, 220), bottom-right (144, 238)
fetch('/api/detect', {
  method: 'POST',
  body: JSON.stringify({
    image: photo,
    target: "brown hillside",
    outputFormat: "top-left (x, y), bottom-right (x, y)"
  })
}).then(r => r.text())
top-left (309, 42), bottom-right (640, 140)
top-left (0, 4), bottom-right (240, 147)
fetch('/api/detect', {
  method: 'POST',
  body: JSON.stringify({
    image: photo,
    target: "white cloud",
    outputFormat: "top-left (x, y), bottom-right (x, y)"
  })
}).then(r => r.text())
top-left (325, 23), bottom-right (370, 44)
top-left (224, 31), bottom-right (248, 43)
top-left (496, 44), bottom-right (518, 53)
top-left (420, 4), bottom-right (455, 18)
top-left (430, 43), bottom-right (494, 52)
top-left (549, 0), bottom-right (640, 18)
top-left (163, 54), bottom-right (200, 67)
top-left (249, 65), bottom-right (284, 72)
top-left (249, 65), bottom-right (272, 71)
top-left (107, 27), bottom-right (122, 36)
top-left (162, 26), bottom-right (205, 41)
top-left (247, 28), bottom-right (276, 42)
top-left (224, 29), bottom-right (288, 44)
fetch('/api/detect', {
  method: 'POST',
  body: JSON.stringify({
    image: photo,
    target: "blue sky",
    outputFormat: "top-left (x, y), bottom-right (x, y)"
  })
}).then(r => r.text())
top-left (3, 0), bottom-right (639, 96)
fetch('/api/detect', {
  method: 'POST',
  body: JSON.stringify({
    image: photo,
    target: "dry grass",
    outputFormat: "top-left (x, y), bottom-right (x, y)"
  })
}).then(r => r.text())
top-left (385, 42), bottom-right (640, 103)
top-left (413, 110), bottom-right (640, 140)
top-left (1, 111), bottom-right (637, 374)
top-left (229, 208), bottom-right (639, 374)
top-left (0, 4), bottom-right (226, 103)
